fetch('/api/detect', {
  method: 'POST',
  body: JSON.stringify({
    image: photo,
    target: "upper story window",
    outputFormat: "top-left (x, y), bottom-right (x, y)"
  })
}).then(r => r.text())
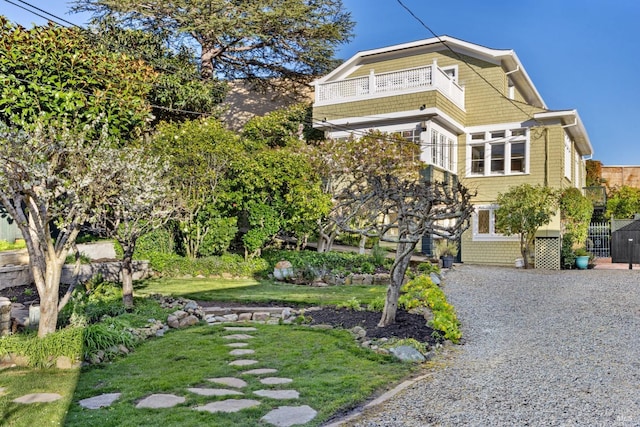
top-left (397, 129), bottom-right (421, 144)
top-left (441, 65), bottom-right (459, 83)
top-left (421, 122), bottom-right (457, 173)
top-left (467, 126), bottom-right (529, 177)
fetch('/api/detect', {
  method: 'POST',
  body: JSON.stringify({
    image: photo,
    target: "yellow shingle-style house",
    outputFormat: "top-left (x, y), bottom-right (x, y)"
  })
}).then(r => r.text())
top-left (312, 36), bottom-right (593, 268)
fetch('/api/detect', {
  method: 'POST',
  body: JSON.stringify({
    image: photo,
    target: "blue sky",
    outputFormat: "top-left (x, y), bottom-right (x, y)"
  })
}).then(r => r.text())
top-left (2, 0), bottom-right (639, 165)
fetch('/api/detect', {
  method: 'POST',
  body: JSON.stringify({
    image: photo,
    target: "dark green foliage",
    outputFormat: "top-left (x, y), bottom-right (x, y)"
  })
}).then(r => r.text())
top-left (263, 249), bottom-right (390, 276)
top-left (143, 252), bottom-right (269, 277)
top-left (560, 187), bottom-right (593, 246)
top-left (561, 233), bottom-right (577, 269)
top-left (242, 103), bottom-right (323, 148)
top-left (59, 277), bottom-right (126, 325)
top-left (0, 327), bottom-right (83, 368)
top-left (82, 320), bottom-right (136, 361)
top-left (197, 216), bottom-right (238, 257)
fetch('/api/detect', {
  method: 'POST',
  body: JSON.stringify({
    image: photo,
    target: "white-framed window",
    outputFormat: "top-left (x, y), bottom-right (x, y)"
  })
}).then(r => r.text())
top-left (421, 122), bottom-right (457, 173)
top-left (466, 125), bottom-right (529, 177)
top-left (472, 205), bottom-right (519, 241)
top-left (396, 128), bottom-right (421, 144)
top-left (564, 132), bottom-right (572, 180)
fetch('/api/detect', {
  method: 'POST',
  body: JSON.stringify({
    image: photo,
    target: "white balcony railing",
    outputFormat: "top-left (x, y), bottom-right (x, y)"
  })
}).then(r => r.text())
top-left (315, 61), bottom-right (465, 109)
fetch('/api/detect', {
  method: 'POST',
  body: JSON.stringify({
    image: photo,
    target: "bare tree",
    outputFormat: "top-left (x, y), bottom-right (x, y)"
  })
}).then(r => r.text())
top-left (90, 148), bottom-right (176, 308)
top-left (315, 133), bottom-right (474, 326)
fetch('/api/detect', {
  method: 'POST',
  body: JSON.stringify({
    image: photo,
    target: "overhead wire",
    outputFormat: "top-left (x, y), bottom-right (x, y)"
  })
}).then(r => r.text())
top-left (1, 0), bottom-right (230, 109)
top-left (395, 0), bottom-right (543, 123)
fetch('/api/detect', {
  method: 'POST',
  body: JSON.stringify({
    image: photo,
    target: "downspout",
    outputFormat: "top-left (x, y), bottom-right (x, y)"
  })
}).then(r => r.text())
top-left (544, 128), bottom-right (549, 187)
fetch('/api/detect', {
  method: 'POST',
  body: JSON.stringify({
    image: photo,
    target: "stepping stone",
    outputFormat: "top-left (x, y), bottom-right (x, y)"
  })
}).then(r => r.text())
top-left (79, 392), bottom-right (121, 409)
top-left (207, 377), bottom-right (247, 388)
top-left (242, 368), bottom-right (278, 375)
top-left (136, 394), bottom-right (185, 409)
top-left (13, 393), bottom-right (62, 404)
top-left (229, 349), bottom-right (255, 356)
top-left (253, 389), bottom-right (300, 399)
top-left (194, 399), bottom-right (260, 413)
top-left (223, 334), bottom-right (254, 340)
top-left (229, 359), bottom-right (258, 366)
top-left (260, 377), bottom-right (293, 385)
top-left (225, 342), bottom-right (249, 348)
top-left (187, 388), bottom-right (243, 397)
top-left (261, 405), bottom-right (318, 427)
top-left (224, 326), bottom-right (257, 331)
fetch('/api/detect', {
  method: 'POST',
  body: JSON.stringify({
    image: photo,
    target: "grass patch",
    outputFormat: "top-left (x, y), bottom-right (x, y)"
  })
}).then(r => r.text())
top-left (135, 277), bottom-right (387, 306)
top-left (0, 368), bottom-right (79, 426)
top-left (58, 324), bottom-right (414, 426)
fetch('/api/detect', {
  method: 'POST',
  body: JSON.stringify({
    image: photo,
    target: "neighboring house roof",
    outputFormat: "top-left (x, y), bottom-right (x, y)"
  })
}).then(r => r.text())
top-left (312, 35), bottom-right (547, 109)
top-left (220, 80), bottom-right (313, 131)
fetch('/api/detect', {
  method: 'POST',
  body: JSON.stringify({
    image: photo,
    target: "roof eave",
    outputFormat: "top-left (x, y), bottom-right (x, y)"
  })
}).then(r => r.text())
top-left (534, 110), bottom-right (593, 156)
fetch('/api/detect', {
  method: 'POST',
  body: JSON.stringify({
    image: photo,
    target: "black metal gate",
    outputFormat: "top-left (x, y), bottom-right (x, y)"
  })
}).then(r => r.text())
top-left (587, 222), bottom-right (610, 258)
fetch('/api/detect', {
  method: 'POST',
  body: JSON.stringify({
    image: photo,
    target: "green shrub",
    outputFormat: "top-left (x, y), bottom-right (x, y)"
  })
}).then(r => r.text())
top-left (0, 327), bottom-right (83, 368)
top-left (82, 319), bottom-right (137, 361)
top-left (371, 243), bottom-right (387, 266)
top-left (64, 252), bottom-right (92, 264)
top-left (399, 275), bottom-right (461, 343)
top-left (142, 252), bottom-right (269, 277)
top-left (198, 216), bottom-right (238, 257)
top-left (417, 262), bottom-right (440, 275)
top-left (263, 249), bottom-right (385, 278)
top-left (59, 279), bottom-right (126, 325)
top-left (0, 239), bottom-right (26, 251)
top-left (336, 297), bottom-right (363, 311)
top-left (367, 296), bottom-right (386, 312)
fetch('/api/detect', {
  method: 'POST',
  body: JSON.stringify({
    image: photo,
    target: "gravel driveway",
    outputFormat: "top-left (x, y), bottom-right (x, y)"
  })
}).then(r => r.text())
top-left (342, 265), bottom-right (640, 426)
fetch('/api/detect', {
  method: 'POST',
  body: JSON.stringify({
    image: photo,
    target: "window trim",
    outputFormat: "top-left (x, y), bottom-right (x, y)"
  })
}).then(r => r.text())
top-left (420, 121), bottom-right (457, 174)
top-left (472, 204), bottom-right (519, 242)
top-left (466, 123), bottom-right (530, 177)
top-left (564, 132), bottom-right (572, 181)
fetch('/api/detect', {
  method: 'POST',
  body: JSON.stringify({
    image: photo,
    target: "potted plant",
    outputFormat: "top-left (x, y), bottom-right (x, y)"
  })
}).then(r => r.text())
top-left (436, 239), bottom-right (458, 268)
top-left (574, 247), bottom-right (590, 270)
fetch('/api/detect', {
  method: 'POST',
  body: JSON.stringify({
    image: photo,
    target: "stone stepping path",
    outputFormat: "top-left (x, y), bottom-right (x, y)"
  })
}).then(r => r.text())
top-left (79, 393), bottom-right (121, 409)
top-left (228, 359), bottom-right (258, 366)
top-left (62, 325), bottom-right (317, 426)
top-left (136, 393), bottom-right (185, 408)
top-left (13, 393), bottom-right (62, 404)
top-left (225, 342), bottom-right (249, 348)
top-left (207, 377), bottom-right (247, 388)
top-left (224, 326), bottom-right (258, 331)
top-left (187, 387), bottom-right (243, 397)
top-left (229, 349), bottom-right (255, 356)
top-left (242, 368), bottom-right (278, 375)
top-left (254, 389), bottom-right (300, 400)
top-left (223, 334), bottom-right (254, 340)
top-left (194, 399), bottom-right (261, 413)
top-left (261, 405), bottom-right (319, 427)
top-left (260, 377), bottom-right (293, 385)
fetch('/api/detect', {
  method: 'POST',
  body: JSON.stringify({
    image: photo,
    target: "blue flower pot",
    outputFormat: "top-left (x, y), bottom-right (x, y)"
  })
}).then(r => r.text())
top-left (575, 255), bottom-right (589, 270)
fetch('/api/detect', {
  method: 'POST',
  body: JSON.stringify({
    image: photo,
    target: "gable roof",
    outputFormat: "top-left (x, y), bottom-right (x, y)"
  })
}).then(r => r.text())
top-left (315, 35), bottom-right (547, 109)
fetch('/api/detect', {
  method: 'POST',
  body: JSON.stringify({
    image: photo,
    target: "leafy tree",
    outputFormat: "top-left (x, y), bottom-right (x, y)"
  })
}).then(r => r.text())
top-left (585, 159), bottom-right (603, 187)
top-left (605, 185), bottom-right (640, 219)
top-left (242, 103), bottom-right (323, 148)
top-left (152, 118), bottom-right (242, 258)
top-left (0, 18), bottom-right (155, 138)
top-left (0, 20), bottom-right (155, 336)
top-left (74, 0), bottom-right (354, 91)
top-left (495, 184), bottom-right (558, 269)
top-left (86, 18), bottom-right (228, 123)
top-left (314, 132), bottom-right (473, 327)
top-left (230, 146), bottom-right (331, 257)
top-left (89, 149), bottom-right (175, 308)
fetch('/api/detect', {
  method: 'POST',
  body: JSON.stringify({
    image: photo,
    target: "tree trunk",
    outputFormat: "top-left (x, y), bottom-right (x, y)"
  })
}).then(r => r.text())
top-left (200, 47), bottom-right (215, 80)
top-left (36, 256), bottom-right (64, 337)
top-left (378, 242), bottom-right (414, 327)
top-left (121, 244), bottom-right (135, 309)
top-left (358, 235), bottom-right (367, 255)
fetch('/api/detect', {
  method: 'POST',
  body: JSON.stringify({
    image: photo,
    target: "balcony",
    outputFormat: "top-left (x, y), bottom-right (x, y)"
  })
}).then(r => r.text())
top-left (314, 61), bottom-right (465, 109)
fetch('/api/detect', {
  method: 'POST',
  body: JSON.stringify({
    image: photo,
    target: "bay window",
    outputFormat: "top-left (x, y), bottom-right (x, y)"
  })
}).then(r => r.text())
top-left (467, 126), bottom-right (529, 176)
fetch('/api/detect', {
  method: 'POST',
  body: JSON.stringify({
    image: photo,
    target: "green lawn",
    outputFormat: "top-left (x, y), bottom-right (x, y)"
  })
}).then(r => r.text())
top-left (1, 324), bottom-right (415, 427)
top-left (135, 277), bottom-right (387, 306)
